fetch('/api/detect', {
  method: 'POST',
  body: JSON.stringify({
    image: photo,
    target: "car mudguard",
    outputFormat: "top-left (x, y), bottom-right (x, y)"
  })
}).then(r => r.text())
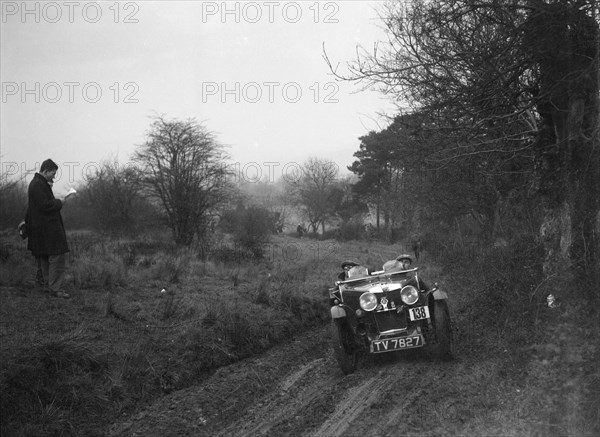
top-left (330, 305), bottom-right (347, 319)
top-left (433, 289), bottom-right (448, 300)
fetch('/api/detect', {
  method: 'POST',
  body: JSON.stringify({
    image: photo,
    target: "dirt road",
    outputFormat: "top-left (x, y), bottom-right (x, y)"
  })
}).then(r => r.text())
top-left (110, 315), bottom-right (591, 437)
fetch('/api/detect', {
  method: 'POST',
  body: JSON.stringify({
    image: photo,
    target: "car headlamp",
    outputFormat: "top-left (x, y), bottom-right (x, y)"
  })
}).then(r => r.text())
top-left (359, 292), bottom-right (378, 312)
top-left (400, 285), bottom-right (419, 305)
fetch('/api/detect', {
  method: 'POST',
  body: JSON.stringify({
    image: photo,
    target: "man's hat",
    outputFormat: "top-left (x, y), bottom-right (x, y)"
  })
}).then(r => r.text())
top-left (396, 254), bottom-right (413, 262)
top-left (341, 260), bottom-right (360, 270)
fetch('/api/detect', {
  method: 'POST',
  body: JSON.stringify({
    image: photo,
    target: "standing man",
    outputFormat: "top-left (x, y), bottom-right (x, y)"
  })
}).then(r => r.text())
top-left (26, 159), bottom-right (70, 298)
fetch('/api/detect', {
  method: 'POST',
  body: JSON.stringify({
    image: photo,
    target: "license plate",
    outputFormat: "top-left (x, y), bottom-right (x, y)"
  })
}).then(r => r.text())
top-left (370, 335), bottom-right (423, 353)
top-left (409, 306), bottom-right (430, 321)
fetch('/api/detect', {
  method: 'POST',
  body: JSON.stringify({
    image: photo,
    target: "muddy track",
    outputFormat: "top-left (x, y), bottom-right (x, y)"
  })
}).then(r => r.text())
top-left (110, 323), bottom-right (476, 437)
top-left (109, 306), bottom-right (596, 437)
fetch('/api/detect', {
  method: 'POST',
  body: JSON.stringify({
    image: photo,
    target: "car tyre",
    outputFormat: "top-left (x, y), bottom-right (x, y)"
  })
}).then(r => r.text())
top-left (331, 318), bottom-right (358, 375)
top-left (431, 300), bottom-right (454, 361)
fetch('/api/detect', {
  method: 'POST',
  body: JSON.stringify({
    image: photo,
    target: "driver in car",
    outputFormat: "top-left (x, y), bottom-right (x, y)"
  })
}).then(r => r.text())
top-left (384, 254), bottom-right (431, 292)
top-left (397, 254), bottom-right (413, 270)
top-left (338, 261), bottom-right (369, 281)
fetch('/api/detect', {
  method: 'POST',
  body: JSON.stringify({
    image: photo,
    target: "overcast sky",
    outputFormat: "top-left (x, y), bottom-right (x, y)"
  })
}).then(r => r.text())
top-left (1, 1), bottom-right (397, 192)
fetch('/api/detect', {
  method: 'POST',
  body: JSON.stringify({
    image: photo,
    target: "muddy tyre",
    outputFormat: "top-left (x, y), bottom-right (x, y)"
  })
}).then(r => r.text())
top-left (431, 300), bottom-right (453, 361)
top-left (331, 319), bottom-right (358, 375)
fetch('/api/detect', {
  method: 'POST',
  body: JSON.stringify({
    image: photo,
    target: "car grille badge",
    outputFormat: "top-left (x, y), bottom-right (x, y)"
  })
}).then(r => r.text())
top-left (380, 297), bottom-right (388, 309)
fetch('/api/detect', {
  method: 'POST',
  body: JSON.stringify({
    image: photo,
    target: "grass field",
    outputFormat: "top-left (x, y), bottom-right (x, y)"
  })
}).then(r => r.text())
top-left (2, 231), bottom-right (597, 436)
top-left (0, 231), bottom-right (415, 436)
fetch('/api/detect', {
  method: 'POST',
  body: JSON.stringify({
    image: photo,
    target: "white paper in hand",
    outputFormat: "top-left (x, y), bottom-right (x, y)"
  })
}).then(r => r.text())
top-left (61, 188), bottom-right (77, 200)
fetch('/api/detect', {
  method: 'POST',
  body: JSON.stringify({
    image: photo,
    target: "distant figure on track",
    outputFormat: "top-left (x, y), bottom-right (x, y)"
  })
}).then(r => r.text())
top-left (412, 239), bottom-right (421, 261)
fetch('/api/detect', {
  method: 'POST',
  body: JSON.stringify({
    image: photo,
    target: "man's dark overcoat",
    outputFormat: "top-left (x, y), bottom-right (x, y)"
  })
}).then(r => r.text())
top-left (26, 173), bottom-right (69, 257)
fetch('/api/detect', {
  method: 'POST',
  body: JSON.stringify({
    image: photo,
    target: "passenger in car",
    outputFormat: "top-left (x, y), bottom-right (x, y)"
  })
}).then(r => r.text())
top-left (383, 254), bottom-right (431, 292)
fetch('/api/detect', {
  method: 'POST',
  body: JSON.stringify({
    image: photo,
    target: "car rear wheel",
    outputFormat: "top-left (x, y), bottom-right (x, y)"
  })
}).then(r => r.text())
top-left (431, 300), bottom-right (453, 361)
top-left (331, 319), bottom-right (358, 374)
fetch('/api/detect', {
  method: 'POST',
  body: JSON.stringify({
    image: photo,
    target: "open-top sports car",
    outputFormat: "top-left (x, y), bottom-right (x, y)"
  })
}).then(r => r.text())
top-left (329, 255), bottom-right (453, 374)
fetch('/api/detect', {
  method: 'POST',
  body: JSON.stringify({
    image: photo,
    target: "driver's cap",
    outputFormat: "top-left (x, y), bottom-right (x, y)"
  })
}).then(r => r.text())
top-left (396, 254), bottom-right (413, 262)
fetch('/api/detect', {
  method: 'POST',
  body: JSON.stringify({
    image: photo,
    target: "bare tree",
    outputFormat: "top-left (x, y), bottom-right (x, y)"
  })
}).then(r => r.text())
top-left (134, 116), bottom-right (231, 246)
top-left (287, 157), bottom-right (340, 235)
top-left (76, 158), bottom-right (154, 233)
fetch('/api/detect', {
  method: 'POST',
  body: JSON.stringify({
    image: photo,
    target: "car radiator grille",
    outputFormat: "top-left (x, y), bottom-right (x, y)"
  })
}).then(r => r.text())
top-left (374, 310), bottom-right (407, 334)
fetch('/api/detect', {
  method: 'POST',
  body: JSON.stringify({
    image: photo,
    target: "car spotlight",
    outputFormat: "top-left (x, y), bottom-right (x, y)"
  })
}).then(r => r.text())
top-left (359, 292), bottom-right (378, 311)
top-left (400, 285), bottom-right (419, 305)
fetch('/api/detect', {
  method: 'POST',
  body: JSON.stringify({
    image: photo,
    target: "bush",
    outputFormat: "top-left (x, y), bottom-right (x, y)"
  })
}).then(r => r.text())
top-left (321, 228), bottom-right (341, 240)
top-left (209, 246), bottom-right (247, 264)
top-left (66, 160), bottom-right (164, 234)
top-left (217, 209), bottom-right (239, 234)
top-left (338, 221), bottom-right (366, 241)
top-left (0, 180), bottom-right (27, 231)
top-left (233, 206), bottom-right (273, 259)
top-left (443, 236), bottom-right (545, 353)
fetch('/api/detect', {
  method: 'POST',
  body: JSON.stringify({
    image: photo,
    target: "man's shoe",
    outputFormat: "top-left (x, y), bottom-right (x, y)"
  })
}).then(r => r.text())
top-left (51, 291), bottom-right (70, 299)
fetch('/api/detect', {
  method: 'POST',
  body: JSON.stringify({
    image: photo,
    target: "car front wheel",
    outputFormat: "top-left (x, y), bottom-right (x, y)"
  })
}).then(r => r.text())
top-left (331, 318), bottom-right (358, 374)
top-left (431, 300), bottom-right (454, 361)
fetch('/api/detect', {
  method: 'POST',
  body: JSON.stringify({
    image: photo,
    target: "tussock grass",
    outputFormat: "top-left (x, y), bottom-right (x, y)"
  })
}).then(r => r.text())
top-left (0, 243), bottom-right (32, 287)
top-left (148, 253), bottom-right (188, 284)
top-left (71, 254), bottom-right (129, 289)
top-left (0, 254), bottom-right (31, 287)
top-left (0, 232), bottom-right (353, 436)
top-left (1, 325), bottom-right (112, 436)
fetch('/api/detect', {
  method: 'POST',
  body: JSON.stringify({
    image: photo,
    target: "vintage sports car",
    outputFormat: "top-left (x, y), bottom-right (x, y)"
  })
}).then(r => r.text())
top-left (329, 256), bottom-right (453, 374)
